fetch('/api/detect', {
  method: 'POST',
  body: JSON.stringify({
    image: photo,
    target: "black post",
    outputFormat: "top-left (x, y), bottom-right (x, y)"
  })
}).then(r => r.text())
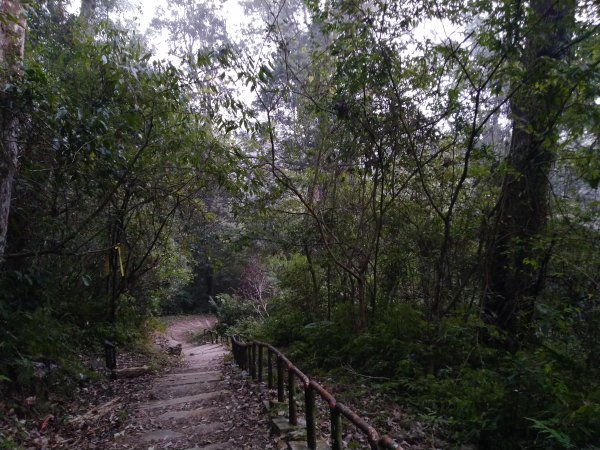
top-left (331, 407), bottom-right (342, 450)
top-left (305, 385), bottom-right (316, 449)
top-left (246, 345), bottom-right (252, 373)
top-left (268, 349), bottom-right (273, 389)
top-left (277, 356), bottom-right (284, 402)
top-left (251, 344), bottom-right (257, 379)
top-left (258, 345), bottom-right (263, 382)
top-left (104, 340), bottom-right (116, 370)
top-left (288, 371), bottom-right (297, 425)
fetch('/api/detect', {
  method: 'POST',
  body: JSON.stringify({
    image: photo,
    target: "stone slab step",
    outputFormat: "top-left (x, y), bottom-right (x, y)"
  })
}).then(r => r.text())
top-left (288, 440), bottom-right (330, 450)
top-left (138, 390), bottom-right (226, 410)
top-left (185, 353), bottom-right (228, 362)
top-left (183, 422), bottom-right (226, 436)
top-left (183, 362), bottom-right (224, 371)
top-left (156, 406), bottom-right (219, 422)
top-left (186, 345), bottom-right (226, 351)
top-left (184, 344), bottom-right (223, 352)
top-left (161, 371), bottom-right (222, 383)
top-left (156, 378), bottom-right (221, 390)
top-left (271, 416), bottom-right (303, 435)
top-left (137, 429), bottom-right (186, 443)
top-left (184, 443), bottom-right (234, 450)
top-left (152, 381), bottom-right (222, 399)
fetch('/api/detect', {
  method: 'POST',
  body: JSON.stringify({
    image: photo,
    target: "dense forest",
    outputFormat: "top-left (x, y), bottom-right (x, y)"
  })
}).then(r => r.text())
top-left (1, 0), bottom-right (599, 448)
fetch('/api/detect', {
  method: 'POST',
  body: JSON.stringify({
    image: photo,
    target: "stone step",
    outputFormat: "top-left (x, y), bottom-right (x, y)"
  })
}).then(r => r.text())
top-left (184, 344), bottom-right (226, 353)
top-left (161, 370), bottom-right (222, 382)
top-left (268, 404), bottom-right (328, 450)
top-left (184, 347), bottom-right (225, 354)
top-left (185, 352), bottom-right (228, 361)
top-left (137, 429), bottom-right (186, 443)
top-left (134, 420), bottom-right (226, 445)
top-left (180, 421), bottom-right (225, 436)
top-left (156, 406), bottom-right (219, 422)
top-left (271, 416), bottom-right (305, 436)
top-left (288, 440), bottom-right (330, 450)
top-left (138, 390), bottom-right (226, 411)
top-left (175, 360), bottom-right (221, 375)
top-left (152, 381), bottom-right (222, 399)
top-left (184, 443), bottom-right (235, 450)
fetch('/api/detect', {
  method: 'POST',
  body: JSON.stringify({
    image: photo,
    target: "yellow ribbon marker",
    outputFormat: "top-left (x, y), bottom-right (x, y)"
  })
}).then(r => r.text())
top-left (115, 244), bottom-right (125, 277)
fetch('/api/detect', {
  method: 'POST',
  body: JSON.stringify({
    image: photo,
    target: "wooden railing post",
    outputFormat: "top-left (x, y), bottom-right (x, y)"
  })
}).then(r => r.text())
top-left (253, 343), bottom-right (258, 380)
top-left (103, 340), bottom-right (116, 370)
top-left (267, 349), bottom-right (273, 389)
top-left (246, 345), bottom-right (252, 373)
top-left (288, 371), bottom-right (297, 425)
top-left (258, 345), bottom-right (263, 382)
top-left (331, 407), bottom-right (343, 450)
top-left (277, 356), bottom-right (284, 402)
top-left (250, 344), bottom-right (256, 379)
top-left (305, 385), bottom-right (316, 449)
top-left (230, 338), bottom-right (398, 450)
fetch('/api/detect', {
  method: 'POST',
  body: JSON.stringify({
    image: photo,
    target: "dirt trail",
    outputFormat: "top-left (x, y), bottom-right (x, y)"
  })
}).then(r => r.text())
top-left (118, 315), bottom-right (273, 450)
top-left (165, 316), bottom-right (216, 347)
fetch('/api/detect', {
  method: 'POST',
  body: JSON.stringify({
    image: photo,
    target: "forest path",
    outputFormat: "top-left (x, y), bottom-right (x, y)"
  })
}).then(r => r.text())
top-left (118, 315), bottom-right (273, 450)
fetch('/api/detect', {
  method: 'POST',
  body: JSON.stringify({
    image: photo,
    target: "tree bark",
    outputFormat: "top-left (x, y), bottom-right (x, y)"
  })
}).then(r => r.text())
top-left (484, 0), bottom-right (575, 345)
top-left (303, 242), bottom-right (320, 321)
top-left (0, 0), bottom-right (26, 259)
top-left (79, 0), bottom-right (96, 20)
top-left (357, 275), bottom-right (366, 330)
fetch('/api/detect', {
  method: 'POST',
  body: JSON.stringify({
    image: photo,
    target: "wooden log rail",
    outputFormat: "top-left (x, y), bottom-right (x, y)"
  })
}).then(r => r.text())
top-left (203, 329), bottom-right (399, 450)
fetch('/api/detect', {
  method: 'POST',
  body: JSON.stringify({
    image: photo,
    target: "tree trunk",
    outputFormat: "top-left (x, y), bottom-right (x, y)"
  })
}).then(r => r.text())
top-left (303, 243), bottom-right (320, 321)
top-left (79, 0), bottom-right (96, 20)
top-left (357, 275), bottom-right (366, 330)
top-left (484, 0), bottom-right (575, 345)
top-left (0, 0), bottom-right (25, 259)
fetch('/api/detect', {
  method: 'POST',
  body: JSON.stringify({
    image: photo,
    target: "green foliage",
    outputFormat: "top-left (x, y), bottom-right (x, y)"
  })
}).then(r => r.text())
top-left (209, 293), bottom-right (255, 331)
top-left (0, 1), bottom-right (598, 449)
top-left (230, 0), bottom-right (600, 445)
top-left (0, 1), bottom-right (237, 397)
top-left (254, 292), bottom-right (600, 448)
top-left (148, 237), bottom-right (195, 315)
top-left (411, 347), bottom-right (600, 449)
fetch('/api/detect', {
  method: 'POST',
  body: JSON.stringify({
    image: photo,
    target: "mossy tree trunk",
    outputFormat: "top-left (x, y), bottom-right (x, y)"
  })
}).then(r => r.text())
top-left (0, 0), bottom-right (26, 259)
top-left (484, 0), bottom-right (576, 346)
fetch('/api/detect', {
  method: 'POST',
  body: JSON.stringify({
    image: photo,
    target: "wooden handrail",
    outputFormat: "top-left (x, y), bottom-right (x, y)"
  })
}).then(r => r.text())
top-left (202, 329), bottom-right (399, 450)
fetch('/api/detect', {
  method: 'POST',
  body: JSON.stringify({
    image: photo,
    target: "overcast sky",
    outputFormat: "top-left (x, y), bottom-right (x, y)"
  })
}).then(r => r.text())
top-left (67, 0), bottom-right (249, 39)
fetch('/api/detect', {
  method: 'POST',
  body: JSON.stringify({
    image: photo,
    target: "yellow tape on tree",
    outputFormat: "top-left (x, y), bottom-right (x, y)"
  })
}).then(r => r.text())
top-left (115, 244), bottom-right (125, 277)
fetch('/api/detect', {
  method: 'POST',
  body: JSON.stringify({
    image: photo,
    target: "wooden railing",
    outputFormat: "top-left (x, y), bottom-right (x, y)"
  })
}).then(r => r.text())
top-left (203, 329), bottom-right (399, 450)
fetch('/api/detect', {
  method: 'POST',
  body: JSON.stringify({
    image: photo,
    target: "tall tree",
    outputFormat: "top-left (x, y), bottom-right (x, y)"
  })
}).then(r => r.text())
top-left (79, 0), bottom-right (96, 20)
top-left (0, 0), bottom-right (26, 258)
top-left (484, 0), bottom-right (577, 344)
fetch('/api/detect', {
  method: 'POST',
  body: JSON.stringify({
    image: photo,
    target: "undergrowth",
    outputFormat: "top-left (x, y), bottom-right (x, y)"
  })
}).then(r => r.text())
top-left (213, 299), bottom-right (600, 450)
